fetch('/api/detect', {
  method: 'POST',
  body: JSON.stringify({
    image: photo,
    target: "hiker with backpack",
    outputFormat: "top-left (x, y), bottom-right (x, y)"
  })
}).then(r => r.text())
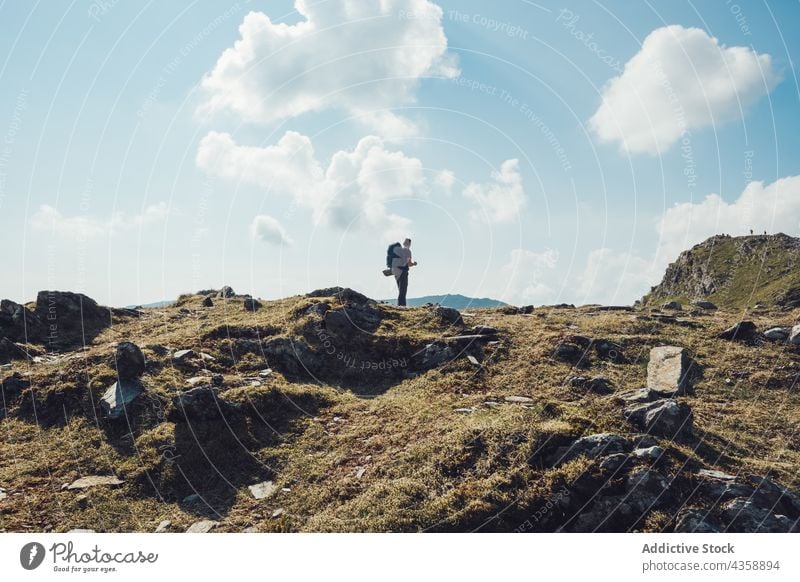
top-left (384, 238), bottom-right (417, 306)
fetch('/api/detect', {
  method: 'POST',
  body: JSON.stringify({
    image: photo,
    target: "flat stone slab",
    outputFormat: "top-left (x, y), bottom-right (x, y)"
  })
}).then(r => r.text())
top-left (504, 395), bottom-right (534, 404)
top-left (647, 346), bottom-right (692, 395)
top-left (248, 480), bottom-right (278, 500)
top-left (67, 475), bottom-right (124, 490)
top-left (185, 520), bottom-right (219, 533)
top-left (100, 379), bottom-right (143, 418)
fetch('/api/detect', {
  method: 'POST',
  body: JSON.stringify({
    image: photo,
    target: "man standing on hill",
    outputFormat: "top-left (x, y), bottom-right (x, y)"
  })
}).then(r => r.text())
top-left (392, 238), bottom-right (417, 306)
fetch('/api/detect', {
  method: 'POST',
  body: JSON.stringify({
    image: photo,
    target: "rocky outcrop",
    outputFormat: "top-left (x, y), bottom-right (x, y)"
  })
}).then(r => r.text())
top-left (113, 342), bottom-right (145, 380)
top-left (623, 399), bottom-right (693, 438)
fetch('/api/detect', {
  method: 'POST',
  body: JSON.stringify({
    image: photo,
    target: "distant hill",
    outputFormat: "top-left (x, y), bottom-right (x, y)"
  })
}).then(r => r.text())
top-left (643, 233), bottom-right (800, 309)
top-left (381, 293), bottom-right (508, 309)
top-left (125, 300), bottom-right (173, 309)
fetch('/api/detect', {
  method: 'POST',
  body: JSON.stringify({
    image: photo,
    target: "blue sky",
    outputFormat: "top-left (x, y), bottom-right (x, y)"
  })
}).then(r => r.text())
top-left (1, 0), bottom-right (799, 306)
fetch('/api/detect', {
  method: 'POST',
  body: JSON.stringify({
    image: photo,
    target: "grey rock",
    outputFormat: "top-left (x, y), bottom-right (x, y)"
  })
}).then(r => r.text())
top-left (471, 325), bottom-right (498, 336)
top-left (113, 341), bottom-right (145, 380)
top-left (67, 475), bottom-right (124, 490)
top-left (623, 399), bottom-right (693, 438)
top-left (764, 327), bottom-right (790, 341)
top-left (627, 468), bottom-right (670, 499)
top-left (619, 388), bottom-right (662, 403)
top-left (243, 297), bottom-right (262, 312)
top-left (67, 529), bottom-right (96, 533)
top-left (248, 480), bottom-right (278, 500)
top-left (201, 296), bottom-right (214, 307)
top-left (674, 508), bottom-right (721, 532)
top-left (429, 305), bottom-right (463, 326)
top-left (632, 446), bottom-right (665, 461)
top-left (722, 498), bottom-right (794, 532)
top-left (691, 300), bottom-right (718, 310)
top-left (599, 453), bottom-right (628, 472)
top-left (661, 301), bottom-right (682, 310)
top-left (504, 395), bottom-right (534, 403)
top-left (100, 379), bottom-right (143, 419)
top-left (216, 286), bottom-right (235, 298)
top-left (593, 339), bottom-right (624, 362)
top-left (648, 346), bottom-right (693, 396)
top-left (154, 520), bottom-right (171, 533)
top-left (552, 342), bottom-right (587, 365)
top-left (172, 349), bottom-right (195, 365)
top-left (306, 287), bottom-right (371, 304)
top-left (549, 433), bottom-right (632, 466)
top-left (415, 342), bottom-right (456, 368)
top-left (1, 372), bottom-right (29, 397)
top-left (718, 321), bottom-right (758, 341)
top-left (185, 520), bottom-right (219, 533)
top-left (789, 325), bottom-right (800, 344)
top-left (325, 304), bottom-right (381, 335)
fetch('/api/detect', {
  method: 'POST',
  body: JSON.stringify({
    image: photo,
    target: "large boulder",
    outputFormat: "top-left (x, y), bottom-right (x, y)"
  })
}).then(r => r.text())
top-left (661, 301), bottom-right (682, 310)
top-left (33, 291), bottom-right (109, 348)
top-left (764, 327), bottom-right (790, 341)
top-left (113, 342), bottom-right (145, 380)
top-left (243, 297), bottom-right (262, 312)
top-left (717, 321), bottom-right (757, 341)
top-left (552, 342), bottom-right (588, 366)
top-left (647, 346), bottom-right (693, 396)
top-left (623, 399), bottom-right (693, 438)
top-left (0, 299), bottom-right (44, 342)
top-left (691, 300), bottom-right (718, 310)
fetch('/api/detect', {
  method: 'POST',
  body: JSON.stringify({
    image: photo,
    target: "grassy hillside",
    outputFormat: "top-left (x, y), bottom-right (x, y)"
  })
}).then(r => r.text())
top-left (644, 233), bottom-right (800, 309)
top-left (1, 288), bottom-right (800, 532)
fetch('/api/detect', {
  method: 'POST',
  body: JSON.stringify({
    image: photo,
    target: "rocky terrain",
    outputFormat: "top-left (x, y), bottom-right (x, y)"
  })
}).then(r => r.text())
top-left (644, 233), bottom-right (800, 309)
top-left (1, 281), bottom-right (800, 533)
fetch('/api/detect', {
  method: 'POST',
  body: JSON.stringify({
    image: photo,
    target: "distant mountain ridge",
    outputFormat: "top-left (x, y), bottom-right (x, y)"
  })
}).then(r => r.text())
top-left (381, 294), bottom-right (508, 309)
top-left (643, 233), bottom-right (800, 309)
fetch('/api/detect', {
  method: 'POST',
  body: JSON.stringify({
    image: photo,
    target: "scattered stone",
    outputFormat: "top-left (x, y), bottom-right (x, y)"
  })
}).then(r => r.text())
top-left (764, 327), bottom-right (790, 341)
top-left (722, 498), bottom-right (794, 532)
top-left (789, 325), bottom-right (800, 344)
top-left (306, 287), bottom-right (371, 305)
top-left (243, 297), bottom-right (262, 312)
top-left (416, 343), bottom-right (456, 368)
top-left (0, 487), bottom-right (6, 502)
top-left (355, 467), bottom-right (366, 479)
top-left (593, 339), bottom-right (625, 362)
top-left (691, 300), bottom-right (717, 310)
top-left (647, 346), bottom-right (693, 396)
top-left (199, 352), bottom-right (216, 362)
top-left (623, 399), bottom-right (693, 438)
top-left (569, 376), bottom-right (613, 395)
top-left (272, 508), bottom-right (284, 518)
top-left (471, 325), bottom-right (498, 336)
top-left (201, 296), bottom-right (214, 307)
top-left (599, 453), bottom-right (628, 472)
top-left (242, 526), bottom-right (259, 533)
top-left (552, 342), bottom-right (586, 365)
top-left (67, 529), bottom-right (96, 533)
top-left (185, 377), bottom-right (210, 387)
top-left (100, 379), bottom-right (143, 419)
top-left (249, 481), bottom-right (278, 500)
top-left (674, 508), bottom-right (721, 533)
top-left (67, 475), bottom-right (124, 490)
top-left (504, 395), bottom-right (533, 404)
top-left (429, 305), bottom-right (463, 325)
top-left (259, 368), bottom-right (273, 378)
top-left (661, 301), bottom-right (682, 310)
top-left (113, 341), bottom-right (145, 380)
top-left (454, 407), bottom-right (474, 414)
top-left (172, 349), bottom-right (195, 365)
top-left (217, 286), bottom-right (235, 298)
top-left (717, 321), bottom-right (758, 341)
top-left (466, 355), bottom-right (481, 367)
top-left (154, 520), bottom-right (171, 533)
top-left (185, 520), bottom-right (219, 533)
top-left (548, 433), bottom-right (632, 466)
top-left (211, 374), bottom-right (224, 387)
top-left (618, 388), bottom-right (661, 403)
top-left (632, 446), bottom-right (664, 461)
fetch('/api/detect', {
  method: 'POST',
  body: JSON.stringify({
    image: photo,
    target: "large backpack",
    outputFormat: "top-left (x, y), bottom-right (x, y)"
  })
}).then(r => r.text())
top-left (386, 242), bottom-right (401, 268)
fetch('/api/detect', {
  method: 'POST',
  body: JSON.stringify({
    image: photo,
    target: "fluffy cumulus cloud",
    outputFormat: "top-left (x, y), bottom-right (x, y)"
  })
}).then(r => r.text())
top-left (198, 0), bottom-right (458, 135)
top-left (197, 131), bottom-right (429, 234)
top-left (654, 175), bottom-right (800, 265)
top-left (462, 159), bottom-right (526, 224)
top-left (31, 202), bottom-right (170, 239)
top-left (498, 248), bottom-right (559, 304)
top-left (250, 214), bottom-right (293, 246)
top-left (590, 25), bottom-right (781, 154)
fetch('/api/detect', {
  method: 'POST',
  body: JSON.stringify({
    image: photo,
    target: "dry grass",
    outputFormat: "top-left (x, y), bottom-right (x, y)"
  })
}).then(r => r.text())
top-left (1, 291), bottom-right (799, 532)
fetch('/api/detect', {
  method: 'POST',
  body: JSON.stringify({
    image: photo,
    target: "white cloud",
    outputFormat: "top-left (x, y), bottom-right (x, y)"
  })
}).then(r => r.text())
top-left (498, 248), bottom-right (559, 304)
top-left (463, 159), bottom-right (526, 224)
top-left (196, 131), bottom-right (424, 233)
top-left (576, 248), bottom-right (659, 305)
top-left (250, 214), bottom-right (293, 246)
top-left (198, 0), bottom-right (458, 135)
top-left (434, 169), bottom-right (455, 195)
top-left (654, 175), bottom-right (800, 266)
top-left (30, 203), bottom-right (170, 239)
top-left (590, 25), bottom-right (781, 154)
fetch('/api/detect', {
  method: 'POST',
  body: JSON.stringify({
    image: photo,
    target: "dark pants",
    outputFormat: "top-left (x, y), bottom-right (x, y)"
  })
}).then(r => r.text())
top-left (396, 270), bottom-right (409, 306)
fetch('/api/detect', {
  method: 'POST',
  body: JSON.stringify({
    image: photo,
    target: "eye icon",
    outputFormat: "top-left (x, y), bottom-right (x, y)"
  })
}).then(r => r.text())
top-left (20, 542), bottom-right (46, 570)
